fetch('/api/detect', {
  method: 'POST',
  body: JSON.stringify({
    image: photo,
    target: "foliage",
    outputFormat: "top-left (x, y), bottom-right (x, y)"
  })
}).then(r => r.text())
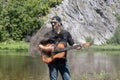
top-left (48, 0), bottom-right (62, 7)
top-left (85, 36), bottom-right (94, 44)
top-left (71, 71), bottom-right (120, 80)
top-left (91, 44), bottom-right (120, 51)
top-left (0, 41), bottom-right (29, 51)
top-left (0, 0), bottom-right (62, 41)
top-left (107, 13), bottom-right (120, 44)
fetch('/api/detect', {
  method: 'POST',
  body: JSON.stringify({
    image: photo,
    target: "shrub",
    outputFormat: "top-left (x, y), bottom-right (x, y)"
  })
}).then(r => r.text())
top-left (107, 13), bottom-right (120, 44)
top-left (0, 0), bottom-right (62, 41)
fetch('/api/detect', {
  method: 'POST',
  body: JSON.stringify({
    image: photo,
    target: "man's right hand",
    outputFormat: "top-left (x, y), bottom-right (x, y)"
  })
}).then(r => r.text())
top-left (38, 44), bottom-right (54, 52)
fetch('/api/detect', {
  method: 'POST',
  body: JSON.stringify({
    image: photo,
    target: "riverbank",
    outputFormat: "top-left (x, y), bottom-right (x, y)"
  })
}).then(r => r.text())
top-left (0, 41), bottom-right (29, 51)
top-left (0, 42), bottom-right (120, 52)
top-left (91, 44), bottom-right (120, 51)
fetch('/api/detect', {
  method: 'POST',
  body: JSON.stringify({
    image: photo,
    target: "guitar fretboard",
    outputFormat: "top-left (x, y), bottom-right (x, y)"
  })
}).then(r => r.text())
top-left (53, 44), bottom-right (82, 53)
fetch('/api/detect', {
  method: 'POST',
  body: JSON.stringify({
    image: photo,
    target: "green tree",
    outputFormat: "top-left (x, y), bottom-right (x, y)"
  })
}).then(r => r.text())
top-left (0, 0), bottom-right (62, 41)
top-left (107, 13), bottom-right (120, 44)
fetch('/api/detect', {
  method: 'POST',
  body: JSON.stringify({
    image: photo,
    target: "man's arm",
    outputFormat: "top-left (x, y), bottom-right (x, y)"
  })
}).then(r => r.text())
top-left (67, 32), bottom-right (74, 46)
top-left (67, 32), bottom-right (81, 50)
top-left (38, 44), bottom-right (54, 52)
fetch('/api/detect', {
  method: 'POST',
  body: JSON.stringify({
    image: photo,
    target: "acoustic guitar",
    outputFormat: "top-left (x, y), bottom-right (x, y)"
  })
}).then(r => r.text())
top-left (41, 42), bottom-right (91, 64)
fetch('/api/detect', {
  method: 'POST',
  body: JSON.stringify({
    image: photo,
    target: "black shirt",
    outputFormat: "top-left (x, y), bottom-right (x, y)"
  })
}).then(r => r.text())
top-left (44, 29), bottom-right (74, 46)
top-left (44, 29), bottom-right (75, 64)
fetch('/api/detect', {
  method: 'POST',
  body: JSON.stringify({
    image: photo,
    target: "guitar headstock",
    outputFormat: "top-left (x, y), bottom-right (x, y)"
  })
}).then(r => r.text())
top-left (82, 42), bottom-right (92, 48)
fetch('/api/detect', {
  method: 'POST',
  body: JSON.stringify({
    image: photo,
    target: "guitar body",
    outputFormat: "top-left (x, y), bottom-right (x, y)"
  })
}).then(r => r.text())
top-left (41, 43), bottom-right (66, 64)
top-left (40, 42), bottom-right (91, 64)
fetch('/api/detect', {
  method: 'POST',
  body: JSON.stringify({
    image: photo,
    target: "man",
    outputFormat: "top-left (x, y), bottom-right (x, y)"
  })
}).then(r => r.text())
top-left (39, 16), bottom-right (80, 80)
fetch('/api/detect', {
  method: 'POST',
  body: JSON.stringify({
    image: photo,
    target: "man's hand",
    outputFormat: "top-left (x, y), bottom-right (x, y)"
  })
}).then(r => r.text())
top-left (38, 44), bottom-right (54, 52)
top-left (73, 44), bottom-right (81, 50)
top-left (73, 42), bottom-right (91, 50)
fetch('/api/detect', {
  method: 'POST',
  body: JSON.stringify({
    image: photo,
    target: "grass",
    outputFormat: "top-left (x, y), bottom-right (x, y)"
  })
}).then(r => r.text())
top-left (0, 41), bottom-right (120, 52)
top-left (0, 50), bottom-right (29, 56)
top-left (0, 41), bottom-right (29, 56)
top-left (90, 44), bottom-right (120, 51)
top-left (0, 41), bottom-right (120, 56)
top-left (0, 41), bottom-right (29, 51)
top-left (71, 71), bottom-right (120, 80)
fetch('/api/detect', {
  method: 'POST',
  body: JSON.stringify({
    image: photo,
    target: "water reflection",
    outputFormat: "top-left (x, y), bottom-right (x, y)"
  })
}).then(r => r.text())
top-left (0, 53), bottom-right (48, 80)
top-left (0, 51), bottom-right (120, 80)
top-left (68, 51), bottom-right (120, 80)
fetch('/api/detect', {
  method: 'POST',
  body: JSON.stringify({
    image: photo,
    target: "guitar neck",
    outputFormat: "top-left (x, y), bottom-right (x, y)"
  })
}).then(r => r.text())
top-left (53, 44), bottom-right (82, 53)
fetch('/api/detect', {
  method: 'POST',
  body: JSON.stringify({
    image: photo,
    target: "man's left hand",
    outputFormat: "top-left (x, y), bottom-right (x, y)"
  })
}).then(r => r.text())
top-left (73, 44), bottom-right (81, 50)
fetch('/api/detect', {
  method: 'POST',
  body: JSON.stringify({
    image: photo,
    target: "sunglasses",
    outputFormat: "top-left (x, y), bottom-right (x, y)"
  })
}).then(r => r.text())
top-left (51, 22), bottom-right (57, 26)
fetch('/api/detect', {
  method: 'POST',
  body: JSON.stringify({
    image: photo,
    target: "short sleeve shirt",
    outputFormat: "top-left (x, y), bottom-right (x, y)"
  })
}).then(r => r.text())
top-left (44, 29), bottom-right (74, 46)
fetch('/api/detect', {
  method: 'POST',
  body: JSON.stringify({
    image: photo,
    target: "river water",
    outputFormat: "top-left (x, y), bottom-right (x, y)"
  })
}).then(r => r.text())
top-left (0, 50), bottom-right (120, 80)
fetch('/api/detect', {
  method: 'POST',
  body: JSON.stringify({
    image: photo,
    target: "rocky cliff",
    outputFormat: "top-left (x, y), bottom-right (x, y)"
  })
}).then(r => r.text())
top-left (45, 0), bottom-right (120, 45)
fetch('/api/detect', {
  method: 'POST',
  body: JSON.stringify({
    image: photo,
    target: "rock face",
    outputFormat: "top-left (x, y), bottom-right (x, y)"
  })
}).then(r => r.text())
top-left (45, 0), bottom-right (120, 45)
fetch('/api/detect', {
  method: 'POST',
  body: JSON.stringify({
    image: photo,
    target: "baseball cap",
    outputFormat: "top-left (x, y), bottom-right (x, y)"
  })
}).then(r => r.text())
top-left (50, 16), bottom-right (62, 23)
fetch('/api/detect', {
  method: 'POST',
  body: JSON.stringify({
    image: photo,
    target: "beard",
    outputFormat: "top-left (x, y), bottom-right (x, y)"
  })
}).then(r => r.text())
top-left (52, 25), bottom-right (62, 33)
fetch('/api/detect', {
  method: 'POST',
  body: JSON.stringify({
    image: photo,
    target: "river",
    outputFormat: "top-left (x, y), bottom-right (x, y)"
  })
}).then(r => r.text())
top-left (0, 50), bottom-right (120, 80)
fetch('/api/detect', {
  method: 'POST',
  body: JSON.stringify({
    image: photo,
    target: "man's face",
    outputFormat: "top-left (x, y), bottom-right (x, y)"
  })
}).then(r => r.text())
top-left (51, 22), bottom-right (57, 26)
top-left (51, 22), bottom-right (60, 30)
